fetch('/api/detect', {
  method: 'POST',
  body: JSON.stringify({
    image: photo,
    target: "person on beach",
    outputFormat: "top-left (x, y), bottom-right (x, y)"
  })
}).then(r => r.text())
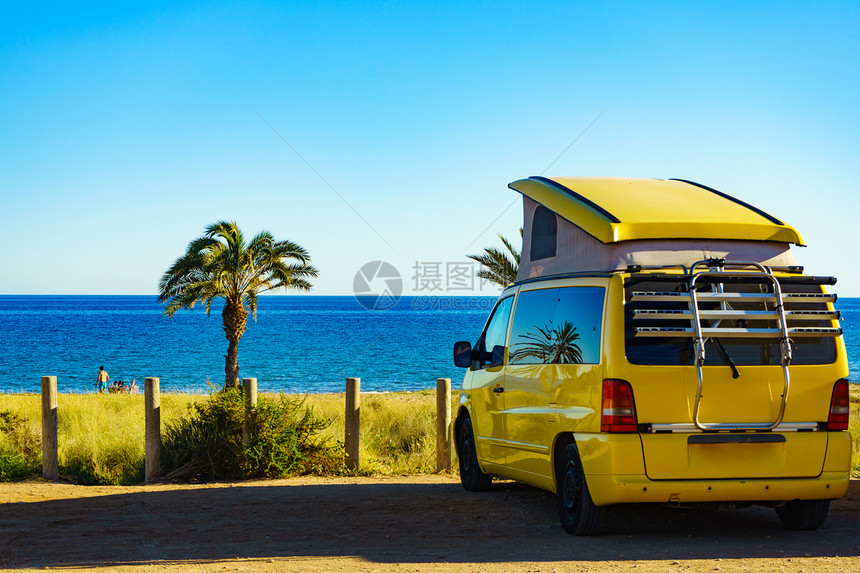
top-left (96, 366), bottom-right (110, 394)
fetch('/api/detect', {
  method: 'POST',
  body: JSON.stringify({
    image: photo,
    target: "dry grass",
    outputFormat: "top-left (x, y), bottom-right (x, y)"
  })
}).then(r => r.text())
top-left (0, 393), bottom-right (207, 484)
top-left (302, 390), bottom-right (460, 475)
top-left (0, 390), bottom-right (458, 482)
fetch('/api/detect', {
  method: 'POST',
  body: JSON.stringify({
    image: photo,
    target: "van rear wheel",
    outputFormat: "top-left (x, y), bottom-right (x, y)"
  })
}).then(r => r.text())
top-left (458, 418), bottom-right (492, 492)
top-left (557, 443), bottom-right (604, 535)
top-left (776, 499), bottom-right (830, 530)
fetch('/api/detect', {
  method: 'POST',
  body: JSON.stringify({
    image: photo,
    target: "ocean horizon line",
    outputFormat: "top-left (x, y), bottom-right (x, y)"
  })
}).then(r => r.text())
top-left (0, 293), bottom-right (502, 298)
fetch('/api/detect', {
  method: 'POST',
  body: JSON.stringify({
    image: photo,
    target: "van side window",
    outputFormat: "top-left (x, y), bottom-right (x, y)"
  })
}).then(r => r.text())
top-left (530, 205), bottom-right (557, 260)
top-left (509, 287), bottom-right (604, 365)
top-left (477, 296), bottom-right (514, 367)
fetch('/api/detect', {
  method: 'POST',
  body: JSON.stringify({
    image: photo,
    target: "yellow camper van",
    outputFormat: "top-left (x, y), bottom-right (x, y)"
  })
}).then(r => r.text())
top-left (453, 177), bottom-right (851, 535)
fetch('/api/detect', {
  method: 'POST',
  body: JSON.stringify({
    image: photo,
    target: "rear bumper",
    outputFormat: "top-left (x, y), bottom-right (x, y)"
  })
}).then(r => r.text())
top-left (586, 471), bottom-right (849, 505)
top-left (575, 431), bottom-right (852, 506)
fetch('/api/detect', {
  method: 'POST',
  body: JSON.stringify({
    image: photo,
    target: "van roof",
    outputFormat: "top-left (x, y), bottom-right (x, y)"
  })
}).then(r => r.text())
top-left (508, 176), bottom-right (804, 245)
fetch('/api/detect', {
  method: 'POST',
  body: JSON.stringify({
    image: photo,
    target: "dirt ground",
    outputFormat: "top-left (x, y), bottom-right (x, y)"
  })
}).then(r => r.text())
top-left (1, 476), bottom-right (858, 573)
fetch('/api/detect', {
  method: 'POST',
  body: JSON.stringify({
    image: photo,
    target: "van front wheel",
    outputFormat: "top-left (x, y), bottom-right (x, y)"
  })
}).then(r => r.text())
top-left (458, 418), bottom-right (492, 492)
top-left (557, 443), bottom-right (604, 535)
top-left (776, 499), bottom-right (830, 530)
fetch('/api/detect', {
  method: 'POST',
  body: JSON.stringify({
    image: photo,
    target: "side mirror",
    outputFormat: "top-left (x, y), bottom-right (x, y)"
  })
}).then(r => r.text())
top-left (453, 341), bottom-right (473, 368)
top-left (491, 345), bottom-right (505, 365)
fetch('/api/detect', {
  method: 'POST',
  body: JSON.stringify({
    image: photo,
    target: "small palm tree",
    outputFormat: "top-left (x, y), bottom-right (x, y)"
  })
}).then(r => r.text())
top-left (157, 221), bottom-right (318, 389)
top-left (467, 228), bottom-right (522, 288)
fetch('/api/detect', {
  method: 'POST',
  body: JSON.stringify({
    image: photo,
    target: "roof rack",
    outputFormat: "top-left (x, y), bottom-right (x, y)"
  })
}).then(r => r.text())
top-left (630, 259), bottom-right (842, 431)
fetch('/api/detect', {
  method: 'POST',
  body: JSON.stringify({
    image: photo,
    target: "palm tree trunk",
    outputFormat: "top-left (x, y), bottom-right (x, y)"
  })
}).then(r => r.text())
top-left (222, 300), bottom-right (248, 389)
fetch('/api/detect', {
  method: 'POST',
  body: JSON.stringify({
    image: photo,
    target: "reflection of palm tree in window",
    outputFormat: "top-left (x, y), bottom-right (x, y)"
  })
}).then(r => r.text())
top-left (510, 320), bottom-right (583, 364)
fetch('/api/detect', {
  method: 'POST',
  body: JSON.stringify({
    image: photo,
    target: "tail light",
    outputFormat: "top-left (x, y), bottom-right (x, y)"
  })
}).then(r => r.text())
top-left (828, 379), bottom-right (849, 431)
top-left (602, 379), bottom-right (638, 433)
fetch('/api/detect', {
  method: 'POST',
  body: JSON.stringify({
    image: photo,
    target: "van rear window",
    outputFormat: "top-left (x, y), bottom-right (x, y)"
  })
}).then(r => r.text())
top-left (624, 278), bottom-right (837, 366)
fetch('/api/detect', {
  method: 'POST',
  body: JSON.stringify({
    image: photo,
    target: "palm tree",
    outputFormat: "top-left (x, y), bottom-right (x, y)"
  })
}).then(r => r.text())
top-left (467, 228), bottom-right (522, 288)
top-left (510, 321), bottom-right (583, 364)
top-left (157, 221), bottom-right (318, 389)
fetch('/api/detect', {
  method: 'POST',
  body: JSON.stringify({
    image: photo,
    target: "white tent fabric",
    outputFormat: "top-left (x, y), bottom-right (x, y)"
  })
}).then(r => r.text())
top-left (517, 197), bottom-right (797, 282)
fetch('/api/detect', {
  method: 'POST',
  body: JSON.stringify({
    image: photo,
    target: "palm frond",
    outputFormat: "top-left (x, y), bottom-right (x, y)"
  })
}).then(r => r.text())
top-left (158, 222), bottom-right (318, 318)
top-left (467, 228), bottom-right (522, 288)
top-left (510, 321), bottom-right (582, 364)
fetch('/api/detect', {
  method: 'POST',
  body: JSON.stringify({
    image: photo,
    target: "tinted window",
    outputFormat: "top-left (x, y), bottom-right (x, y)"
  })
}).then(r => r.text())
top-left (530, 205), bottom-right (557, 260)
top-left (478, 296), bottom-right (513, 366)
top-left (624, 278), bottom-right (836, 366)
top-left (509, 287), bottom-right (604, 365)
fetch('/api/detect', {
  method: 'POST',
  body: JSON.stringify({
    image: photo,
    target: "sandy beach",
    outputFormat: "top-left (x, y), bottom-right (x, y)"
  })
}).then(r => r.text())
top-left (1, 475), bottom-right (858, 573)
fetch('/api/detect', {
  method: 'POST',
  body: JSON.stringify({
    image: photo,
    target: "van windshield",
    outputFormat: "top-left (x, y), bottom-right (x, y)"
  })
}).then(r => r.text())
top-left (624, 277), bottom-right (837, 366)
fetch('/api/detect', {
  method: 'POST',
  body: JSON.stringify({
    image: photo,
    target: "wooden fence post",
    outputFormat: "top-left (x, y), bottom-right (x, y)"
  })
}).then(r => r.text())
top-left (41, 376), bottom-right (58, 481)
top-left (436, 378), bottom-right (452, 471)
top-left (145, 377), bottom-right (161, 483)
top-left (242, 377), bottom-right (258, 446)
top-left (345, 377), bottom-right (360, 471)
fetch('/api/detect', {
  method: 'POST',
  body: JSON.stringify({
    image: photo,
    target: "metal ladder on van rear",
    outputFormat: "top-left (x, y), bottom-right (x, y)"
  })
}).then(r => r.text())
top-left (631, 259), bottom-right (841, 431)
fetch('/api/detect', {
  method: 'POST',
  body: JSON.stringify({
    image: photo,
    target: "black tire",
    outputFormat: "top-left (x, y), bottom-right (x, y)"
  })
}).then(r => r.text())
top-left (458, 418), bottom-right (492, 492)
top-left (776, 499), bottom-right (830, 530)
top-left (556, 443), bottom-right (604, 535)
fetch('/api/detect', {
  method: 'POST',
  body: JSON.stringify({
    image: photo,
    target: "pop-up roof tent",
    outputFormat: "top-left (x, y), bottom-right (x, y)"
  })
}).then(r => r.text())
top-left (509, 176), bottom-right (804, 283)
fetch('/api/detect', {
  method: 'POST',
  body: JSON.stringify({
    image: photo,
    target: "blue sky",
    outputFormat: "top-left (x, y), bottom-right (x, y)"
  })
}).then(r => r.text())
top-left (2, 1), bottom-right (858, 296)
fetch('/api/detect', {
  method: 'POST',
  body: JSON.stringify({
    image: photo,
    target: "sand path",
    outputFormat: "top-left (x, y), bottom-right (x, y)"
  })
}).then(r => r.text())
top-left (1, 476), bottom-right (858, 572)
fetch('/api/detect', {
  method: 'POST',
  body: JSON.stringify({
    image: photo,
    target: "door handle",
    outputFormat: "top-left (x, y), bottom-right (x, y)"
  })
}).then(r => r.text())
top-left (493, 387), bottom-right (504, 393)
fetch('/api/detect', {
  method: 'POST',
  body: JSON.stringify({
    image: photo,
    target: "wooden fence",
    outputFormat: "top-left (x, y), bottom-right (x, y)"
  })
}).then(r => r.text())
top-left (37, 376), bottom-right (455, 482)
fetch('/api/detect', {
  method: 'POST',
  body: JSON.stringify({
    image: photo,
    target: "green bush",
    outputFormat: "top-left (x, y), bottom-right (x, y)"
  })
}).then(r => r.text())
top-left (0, 410), bottom-right (40, 481)
top-left (0, 450), bottom-right (37, 480)
top-left (160, 388), bottom-right (343, 482)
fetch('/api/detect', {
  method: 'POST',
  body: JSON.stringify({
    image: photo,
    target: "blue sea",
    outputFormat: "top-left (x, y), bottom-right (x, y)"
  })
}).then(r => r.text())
top-left (0, 295), bottom-right (857, 394)
top-left (0, 295), bottom-right (497, 394)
